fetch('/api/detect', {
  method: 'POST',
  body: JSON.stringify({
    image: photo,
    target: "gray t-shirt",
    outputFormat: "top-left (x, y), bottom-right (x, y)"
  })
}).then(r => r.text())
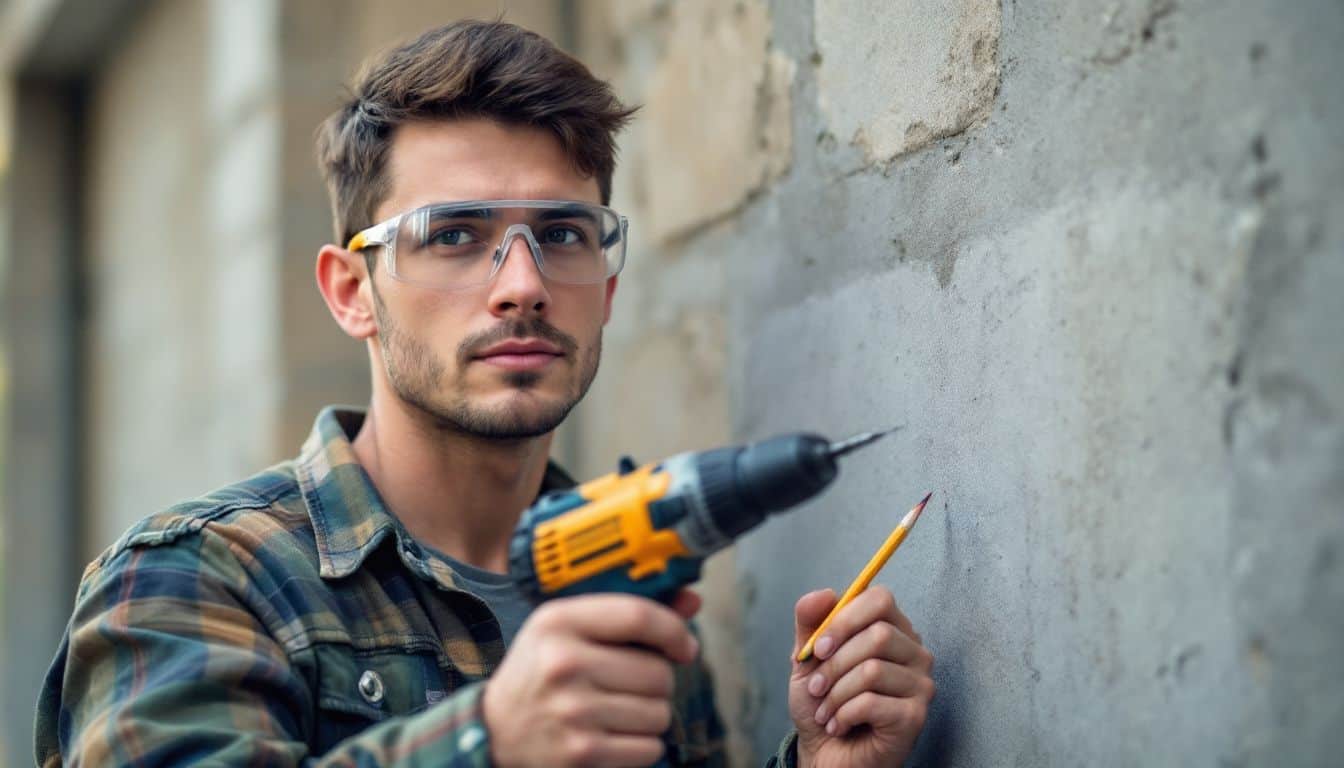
top-left (425, 547), bottom-right (535, 648)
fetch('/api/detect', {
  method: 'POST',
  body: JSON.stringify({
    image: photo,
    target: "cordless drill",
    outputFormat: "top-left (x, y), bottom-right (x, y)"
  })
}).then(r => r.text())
top-left (508, 429), bottom-right (895, 603)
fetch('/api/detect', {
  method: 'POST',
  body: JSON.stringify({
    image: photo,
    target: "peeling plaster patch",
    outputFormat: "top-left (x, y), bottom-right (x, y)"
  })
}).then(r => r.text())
top-left (815, 0), bottom-right (1001, 163)
top-left (643, 0), bottom-right (795, 243)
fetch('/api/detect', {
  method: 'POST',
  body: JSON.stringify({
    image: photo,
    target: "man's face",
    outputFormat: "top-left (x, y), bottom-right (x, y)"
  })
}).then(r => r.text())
top-left (366, 118), bottom-right (615, 440)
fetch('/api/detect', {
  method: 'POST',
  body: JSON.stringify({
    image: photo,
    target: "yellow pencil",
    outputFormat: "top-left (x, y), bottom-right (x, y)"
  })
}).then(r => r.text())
top-left (796, 492), bottom-right (933, 662)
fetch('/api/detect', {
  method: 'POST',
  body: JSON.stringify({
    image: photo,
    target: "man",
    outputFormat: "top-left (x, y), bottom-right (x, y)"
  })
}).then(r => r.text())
top-left (36, 20), bottom-right (934, 767)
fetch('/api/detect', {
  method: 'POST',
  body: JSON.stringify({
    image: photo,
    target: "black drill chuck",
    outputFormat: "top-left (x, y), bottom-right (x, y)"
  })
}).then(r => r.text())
top-left (693, 433), bottom-right (840, 540)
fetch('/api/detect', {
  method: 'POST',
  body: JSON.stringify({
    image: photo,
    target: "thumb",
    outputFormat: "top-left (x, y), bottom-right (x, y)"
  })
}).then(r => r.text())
top-left (792, 588), bottom-right (838, 658)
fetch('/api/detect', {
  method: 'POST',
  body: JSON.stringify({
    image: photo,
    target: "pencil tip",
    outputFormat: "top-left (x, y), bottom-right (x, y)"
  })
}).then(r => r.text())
top-left (900, 492), bottom-right (933, 527)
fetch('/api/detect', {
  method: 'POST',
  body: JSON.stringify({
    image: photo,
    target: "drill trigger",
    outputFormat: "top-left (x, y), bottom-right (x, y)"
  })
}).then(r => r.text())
top-left (628, 557), bottom-right (669, 581)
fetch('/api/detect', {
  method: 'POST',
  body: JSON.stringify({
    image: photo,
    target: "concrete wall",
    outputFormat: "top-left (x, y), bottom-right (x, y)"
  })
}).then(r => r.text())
top-left (571, 0), bottom-right (1340, 764)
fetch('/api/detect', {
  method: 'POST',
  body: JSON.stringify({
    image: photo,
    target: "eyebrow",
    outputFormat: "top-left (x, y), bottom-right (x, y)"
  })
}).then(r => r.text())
top-left (431, 206), bottom-right (494, 220)
top-left (425, 204), bottom-right (601, 224)
top-left (535, 205), bottom-right (600, 224)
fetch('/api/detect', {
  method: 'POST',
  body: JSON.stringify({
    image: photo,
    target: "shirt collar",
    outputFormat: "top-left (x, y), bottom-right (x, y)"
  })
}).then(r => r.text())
top-left (295, 406), bottom-right (576, 580)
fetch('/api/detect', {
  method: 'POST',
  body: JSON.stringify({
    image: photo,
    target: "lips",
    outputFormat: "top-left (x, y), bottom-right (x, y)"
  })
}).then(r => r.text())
top-left (473, 338), bottom-right (565, 371)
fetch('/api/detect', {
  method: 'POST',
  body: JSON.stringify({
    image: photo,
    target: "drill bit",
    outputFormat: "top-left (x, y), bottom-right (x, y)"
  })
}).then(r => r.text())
top-left (827, 426), bottom-right (902, 459)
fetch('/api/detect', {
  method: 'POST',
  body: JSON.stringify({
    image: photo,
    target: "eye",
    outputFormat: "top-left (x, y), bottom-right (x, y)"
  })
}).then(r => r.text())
top-left (542, 226), bottom-right (586, 246)
top-left (427, 228), bottom-right (479, 247)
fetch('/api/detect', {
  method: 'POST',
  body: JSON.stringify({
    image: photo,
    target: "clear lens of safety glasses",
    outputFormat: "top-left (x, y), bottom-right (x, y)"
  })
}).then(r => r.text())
top-left (380, 200), bottom-right (627, 290)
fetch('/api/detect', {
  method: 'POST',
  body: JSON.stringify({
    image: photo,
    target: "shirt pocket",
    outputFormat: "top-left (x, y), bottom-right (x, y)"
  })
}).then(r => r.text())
top-left (310, 642), bottom-right (443, 753)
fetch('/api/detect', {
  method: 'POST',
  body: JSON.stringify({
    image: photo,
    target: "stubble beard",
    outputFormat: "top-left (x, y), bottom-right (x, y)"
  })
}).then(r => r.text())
top-left (372, 286), bottom-right (600, 440)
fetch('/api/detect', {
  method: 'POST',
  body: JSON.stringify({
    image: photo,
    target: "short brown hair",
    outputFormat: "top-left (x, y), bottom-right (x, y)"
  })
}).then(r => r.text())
top-left (315, 20), bottom-right (636, 249)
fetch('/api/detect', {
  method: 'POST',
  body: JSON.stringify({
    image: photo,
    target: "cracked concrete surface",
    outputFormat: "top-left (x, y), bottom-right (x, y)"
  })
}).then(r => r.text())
top-left (716, 0), bottom-right (1343, 764)
top-left (814, 0), bottom-right (1001, 162)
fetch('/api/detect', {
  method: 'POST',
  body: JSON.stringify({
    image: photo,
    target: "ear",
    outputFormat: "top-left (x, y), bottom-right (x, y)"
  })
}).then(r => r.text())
top-left (602, 274), bottom-right (619, 325)
top-left (316, 244), bottom-right (378, 340)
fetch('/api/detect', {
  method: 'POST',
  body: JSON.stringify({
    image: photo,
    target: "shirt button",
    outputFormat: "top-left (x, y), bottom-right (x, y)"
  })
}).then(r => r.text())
top-left (457, 724), bottom-right (486, 752)
top-left (358, 670), bottom-right (385, 705)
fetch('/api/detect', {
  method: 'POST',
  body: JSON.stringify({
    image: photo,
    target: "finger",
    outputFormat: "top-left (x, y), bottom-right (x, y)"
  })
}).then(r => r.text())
top-left (857, 585), bottom-right (925, 647)
top-left (588, 692), bottom-right (674, 735)
top-left (542, 594), bottom-right (699, 664)
top-left (805, 620), bottom-right (927, 699)
top-left (827, 691), bottom-right (928, 740)
top-left (579, 644), bottom-right (677, 698)
top-left (792, 589), bottom-right (838, 658)
top-left (808, 585), bottom-right (902, 661)
top-left (560, 731), bottom-right (665, 768)
top-left (668, 588), bottom-right (702, 621)
top-left (812, 660), bottom-right (931, 728)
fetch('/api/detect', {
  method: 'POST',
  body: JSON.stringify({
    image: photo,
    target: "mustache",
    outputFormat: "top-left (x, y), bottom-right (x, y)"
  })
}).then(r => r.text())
top-left (458, 318), bottom-right (580, 363)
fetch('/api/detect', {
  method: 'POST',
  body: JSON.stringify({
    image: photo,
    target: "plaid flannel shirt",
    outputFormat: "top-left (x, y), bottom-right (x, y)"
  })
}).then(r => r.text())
top-left (36, 407), bottom-right (799, 766)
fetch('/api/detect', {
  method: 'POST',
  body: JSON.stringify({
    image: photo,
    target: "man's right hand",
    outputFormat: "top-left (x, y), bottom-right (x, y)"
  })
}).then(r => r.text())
top-left (482, 590), bottom-right (702, 768)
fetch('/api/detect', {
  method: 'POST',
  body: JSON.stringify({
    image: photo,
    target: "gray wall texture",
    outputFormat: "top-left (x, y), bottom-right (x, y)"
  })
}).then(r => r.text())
top-left (575, 0), bottom-right (1342, 763)
top-left (3, 0), bottom-right (1342, 766)
top-left (687, 0), bottom-right (1340, 765)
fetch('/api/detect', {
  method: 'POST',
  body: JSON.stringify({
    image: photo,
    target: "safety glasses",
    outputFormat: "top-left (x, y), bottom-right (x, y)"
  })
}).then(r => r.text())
top-left (346, 199), bottom-right (628, 291)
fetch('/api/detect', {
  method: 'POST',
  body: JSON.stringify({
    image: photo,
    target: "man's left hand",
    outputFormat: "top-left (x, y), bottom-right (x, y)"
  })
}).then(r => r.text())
top-left (788, 586), bottom-right (935, 768)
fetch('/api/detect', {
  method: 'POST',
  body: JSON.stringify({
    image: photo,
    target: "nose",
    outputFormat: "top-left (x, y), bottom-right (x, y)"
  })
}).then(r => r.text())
top-left (487, 228), bottom-right (551, 318)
